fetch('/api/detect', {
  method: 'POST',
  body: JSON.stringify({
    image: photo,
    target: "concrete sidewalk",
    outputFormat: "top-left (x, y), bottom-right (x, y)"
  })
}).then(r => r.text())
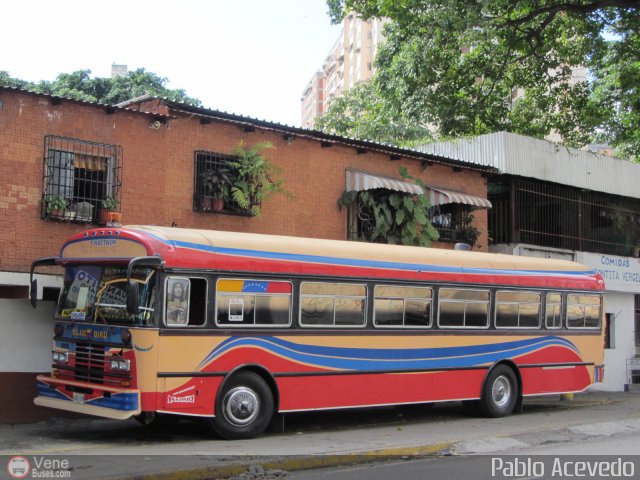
top-left (1, 391), bottom-right (638, 479)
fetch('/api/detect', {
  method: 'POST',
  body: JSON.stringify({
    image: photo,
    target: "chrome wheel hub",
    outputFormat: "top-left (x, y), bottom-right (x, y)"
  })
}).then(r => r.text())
top-left (492, 375), bottom-right (511, 408)
top-left (223, 387), bottom-right (260, 426)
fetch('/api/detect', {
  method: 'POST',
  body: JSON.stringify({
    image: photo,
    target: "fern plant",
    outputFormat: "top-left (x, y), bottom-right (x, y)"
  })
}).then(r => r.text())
top-left (228, 141), bottom-right (292, 217)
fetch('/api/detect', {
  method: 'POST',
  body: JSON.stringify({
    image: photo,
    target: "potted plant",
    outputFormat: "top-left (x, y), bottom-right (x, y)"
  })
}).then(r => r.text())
top-left (228, 141), bottom-right (292, 217)
top-left (199, 167), bottom-right (232, 211)
top-left (97, 196), bottom-right (119, 224)
top-left (44, 195), bottom-right (68, 219)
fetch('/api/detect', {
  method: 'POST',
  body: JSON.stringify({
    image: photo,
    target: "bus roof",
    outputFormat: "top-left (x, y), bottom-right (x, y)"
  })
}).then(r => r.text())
top-left (59, 225), bottom-right (604, 291)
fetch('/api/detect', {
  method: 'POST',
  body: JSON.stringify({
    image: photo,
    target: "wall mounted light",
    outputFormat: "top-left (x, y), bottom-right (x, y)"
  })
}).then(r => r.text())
top-left (283, 134), bottom-right (294, 145)
top-left (0, 98), bottom-right (4, 110)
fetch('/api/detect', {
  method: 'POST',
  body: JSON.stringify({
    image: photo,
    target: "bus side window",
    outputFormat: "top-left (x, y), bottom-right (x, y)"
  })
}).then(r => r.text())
top-left (165, 277), bottom-right (207, 327)
top-left (495, 291), bottom-right (541, 329)
top-left (567, 294), bottom-right (602, 329)
top-left (545, 293), bottom-right (563, 329)
top-left (299, 282), bottom-right (367, 327)
top-left (374, 285), bottom-right (432, 328)
top-left (438, 288), bottom-right (490, 329)
top-left (215, 278), bottom-right (292, 327)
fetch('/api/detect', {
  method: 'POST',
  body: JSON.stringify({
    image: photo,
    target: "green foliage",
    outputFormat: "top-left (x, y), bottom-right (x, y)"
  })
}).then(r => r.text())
top-left (200, 167), bottom-right (232, 199)
top-left (44, 195), bottom-right (68, 214)
top-left (228, 141), bottom-right (292, 217)
top-left (326, 0), bottom-right (640, 160)
top-left (316, 80), bottom-right (433, 146)
top-left (453, 208), bottom-right (481, 247)
top-left (337, 167), bottom-right (439, 246)
top-left (0, 68), bottom-right (201, 106)
top-left (101, 196), bottom-right (119, 211)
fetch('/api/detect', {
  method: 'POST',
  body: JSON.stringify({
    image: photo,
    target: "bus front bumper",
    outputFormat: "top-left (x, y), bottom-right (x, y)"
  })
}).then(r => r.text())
top-left (34, 375), bottom-right (141, 420)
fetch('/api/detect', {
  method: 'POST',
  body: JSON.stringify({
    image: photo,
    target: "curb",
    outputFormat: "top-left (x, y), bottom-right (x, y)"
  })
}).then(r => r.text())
top-left (115, 442), bottom-right (453, 480)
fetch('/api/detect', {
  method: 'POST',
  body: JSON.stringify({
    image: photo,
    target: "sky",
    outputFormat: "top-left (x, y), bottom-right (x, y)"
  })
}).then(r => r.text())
top-left (1, 0), bottom-right (342, 126)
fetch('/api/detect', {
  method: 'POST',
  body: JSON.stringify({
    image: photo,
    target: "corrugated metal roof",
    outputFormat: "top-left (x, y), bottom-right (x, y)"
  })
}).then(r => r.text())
top-left (0, 85), bottom-right (497, 174)
top-left (0, 85), bottom-right (173, 118)
top-left (414, 132), bottom-right (640, 199)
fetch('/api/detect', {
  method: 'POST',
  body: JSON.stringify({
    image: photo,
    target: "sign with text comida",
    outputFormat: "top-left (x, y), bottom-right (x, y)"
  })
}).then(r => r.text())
top-left (577, 252), bottom-right (640, 293)
top-left (61, 238), bottom-right (148, 259)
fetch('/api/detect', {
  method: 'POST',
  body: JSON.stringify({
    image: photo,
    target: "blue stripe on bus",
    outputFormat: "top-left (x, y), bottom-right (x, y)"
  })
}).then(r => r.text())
top-left (198, 336), bottom-right (578, 372)
top-left (132, 230), bottom-right (596, 278)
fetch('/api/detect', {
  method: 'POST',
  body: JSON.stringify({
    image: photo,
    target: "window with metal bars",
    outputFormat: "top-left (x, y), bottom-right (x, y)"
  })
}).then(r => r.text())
top-left (42, 135), bottom-right (122, 223)
top-left (193, 150), bottom-right (248, 215)
top-left (429, 203), bottom-right (480, 246)
top-left (488, 177), bottom-right (640, 258)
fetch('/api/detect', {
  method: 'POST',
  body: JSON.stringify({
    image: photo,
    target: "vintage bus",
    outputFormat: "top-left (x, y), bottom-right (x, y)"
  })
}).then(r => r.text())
top-left (31, 225), bottom-right (605, 439)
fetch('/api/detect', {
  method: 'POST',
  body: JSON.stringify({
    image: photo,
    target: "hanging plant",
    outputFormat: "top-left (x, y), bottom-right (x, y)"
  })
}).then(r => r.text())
top-left (338, 167), bottom-right (439, 247)
top-left (457, 209), bottom-right (481, 247)
top-left (228, 141), bottom-right (292, 217)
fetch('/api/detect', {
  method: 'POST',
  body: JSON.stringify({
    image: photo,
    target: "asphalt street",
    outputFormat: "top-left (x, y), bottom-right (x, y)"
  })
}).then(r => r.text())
top-left (1, 390), bottom-right (639, 479)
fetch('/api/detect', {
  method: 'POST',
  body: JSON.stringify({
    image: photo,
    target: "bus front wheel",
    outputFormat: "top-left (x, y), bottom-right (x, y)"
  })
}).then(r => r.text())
top-left (211, 371), bottom-right (274, 440)
top-left (478, 365), bottom-right (518, 418)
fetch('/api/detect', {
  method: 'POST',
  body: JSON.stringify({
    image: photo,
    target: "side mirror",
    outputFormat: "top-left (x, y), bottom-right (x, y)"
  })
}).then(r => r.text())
top-left (126, 282), bottom-right (140, 316)
top-left (30, 279), bottom-right (38, 308)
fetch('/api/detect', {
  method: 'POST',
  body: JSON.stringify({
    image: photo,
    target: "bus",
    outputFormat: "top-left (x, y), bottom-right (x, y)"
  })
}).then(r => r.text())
top-left (30, 225), bottom-right (605, 439)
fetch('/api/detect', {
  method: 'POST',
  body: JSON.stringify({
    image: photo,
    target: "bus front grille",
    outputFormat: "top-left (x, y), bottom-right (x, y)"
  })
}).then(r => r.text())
top-left (74, 342), bottom-right (106, 384)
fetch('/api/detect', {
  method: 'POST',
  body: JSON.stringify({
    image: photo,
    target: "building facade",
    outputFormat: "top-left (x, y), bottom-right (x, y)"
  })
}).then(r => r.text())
top-left (0, 86), bottom-right (493, 422)
top-left (418, 132), bottom-right (640, 391)
top-left (300, 15), bottom-right (387, 129)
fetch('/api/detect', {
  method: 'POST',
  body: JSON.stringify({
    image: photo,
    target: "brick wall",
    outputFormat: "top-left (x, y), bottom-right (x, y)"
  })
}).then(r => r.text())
top-left (0, 90), bottom-right (488, 275)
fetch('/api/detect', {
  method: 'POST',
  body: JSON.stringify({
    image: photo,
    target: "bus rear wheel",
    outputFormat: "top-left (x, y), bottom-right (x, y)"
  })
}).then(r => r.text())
top-left (211, 371), bottom-right (274, 440)
top-left (478, 365), bottom-right (518, 418)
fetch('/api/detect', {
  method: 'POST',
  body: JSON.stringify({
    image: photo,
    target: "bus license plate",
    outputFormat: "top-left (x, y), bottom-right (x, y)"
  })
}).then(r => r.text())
top-left (72, 392), bottom-right (85, 404)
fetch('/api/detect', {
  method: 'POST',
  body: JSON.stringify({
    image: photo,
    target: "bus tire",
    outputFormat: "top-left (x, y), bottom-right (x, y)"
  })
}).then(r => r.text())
top-left (478, 365), bottom-right (518, 418)
top-left (211, 371), bottom-right (274, 440)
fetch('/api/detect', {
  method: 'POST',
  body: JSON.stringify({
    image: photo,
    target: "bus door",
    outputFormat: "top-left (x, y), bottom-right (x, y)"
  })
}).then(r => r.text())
top-left (156, 276), bottom-right (217, 416)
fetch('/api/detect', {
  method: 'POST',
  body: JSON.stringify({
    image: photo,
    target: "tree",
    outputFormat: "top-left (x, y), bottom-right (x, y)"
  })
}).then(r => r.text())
top-left (316, 80), bottom-right (433, 146)
top-left (325, 0), bottom-right (640, 160)
top-left (0, 68), bottom-right (201, 106)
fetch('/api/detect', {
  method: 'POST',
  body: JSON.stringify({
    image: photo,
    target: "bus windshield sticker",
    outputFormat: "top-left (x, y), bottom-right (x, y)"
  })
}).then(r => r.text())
top-left (166, 277), bottom-right (190, 325)
top-left (229, 298), bottom-right (244, 322)
top-left (76, 286), bottom-right (89, 310)
top-left (70, 311), bottom-right (86, 321)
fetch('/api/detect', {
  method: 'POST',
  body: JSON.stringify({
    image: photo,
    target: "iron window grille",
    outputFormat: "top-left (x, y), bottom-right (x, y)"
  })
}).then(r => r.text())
top-left (193, 150), bottom-right (249, 215)
top-left (489, 177), bottom-right (640, 258)
top-left (346, 193), bottom-right (479, 246)
top-left (429, 204), bottom-right (480, 246)
top-left (42, 135), bottom-right (122, 223)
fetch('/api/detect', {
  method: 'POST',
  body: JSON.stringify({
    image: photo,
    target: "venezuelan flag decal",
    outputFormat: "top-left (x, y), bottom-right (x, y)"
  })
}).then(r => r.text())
top-left (217, 279), bottom-right (292, 294)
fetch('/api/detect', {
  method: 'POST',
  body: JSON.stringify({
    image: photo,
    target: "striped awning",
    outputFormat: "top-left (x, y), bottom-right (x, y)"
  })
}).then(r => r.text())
top-left (424, 186), bottom-right (492, 208)
top-left (345, 170), bottom-right (491, 208)
top-left (345, 170), bottom-right (423, 195)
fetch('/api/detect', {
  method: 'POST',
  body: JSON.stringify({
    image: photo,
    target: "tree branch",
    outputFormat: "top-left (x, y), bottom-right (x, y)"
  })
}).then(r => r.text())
top-left (505, 0), bottom-right (638, 28)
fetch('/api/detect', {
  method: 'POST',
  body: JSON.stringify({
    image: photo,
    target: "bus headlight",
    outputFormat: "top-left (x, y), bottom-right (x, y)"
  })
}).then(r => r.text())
top-left (52, 351), bottom-right (69, 364)
top-left (110, 357), bottom-right (130, 371)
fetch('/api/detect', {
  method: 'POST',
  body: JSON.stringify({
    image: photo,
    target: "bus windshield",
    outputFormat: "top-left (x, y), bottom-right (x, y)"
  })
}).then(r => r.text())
top-left (56, 265), bottom-right (156, 326)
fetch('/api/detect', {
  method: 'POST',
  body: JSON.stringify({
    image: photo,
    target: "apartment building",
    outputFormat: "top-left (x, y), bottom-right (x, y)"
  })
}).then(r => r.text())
top-left (301, 15), bottom-right (387, 129)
